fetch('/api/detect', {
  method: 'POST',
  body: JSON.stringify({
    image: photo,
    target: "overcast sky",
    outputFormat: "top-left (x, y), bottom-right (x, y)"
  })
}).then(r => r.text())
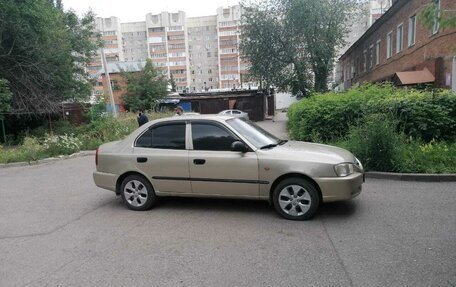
top-left (62, 0), bottom-right (240, 22)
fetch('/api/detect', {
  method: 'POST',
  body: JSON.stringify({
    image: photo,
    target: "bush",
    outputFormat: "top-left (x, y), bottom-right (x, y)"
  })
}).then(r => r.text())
top-left (0, 112), bottom-right (172, 164)
top-left (337, 114), bottom-right (403, 172)
top-left (288, 84), bottom-right (456, 142)
top-left (43, 134), bottom-right (82, 156)
top-left (398, 141), bottom-right (456, 173)
top-left (21, 137), bottom-right (45, 162)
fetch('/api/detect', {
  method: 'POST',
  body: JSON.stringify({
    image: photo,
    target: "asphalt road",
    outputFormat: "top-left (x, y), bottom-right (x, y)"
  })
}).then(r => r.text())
top-left (0, 115), bottom-right (455, 287)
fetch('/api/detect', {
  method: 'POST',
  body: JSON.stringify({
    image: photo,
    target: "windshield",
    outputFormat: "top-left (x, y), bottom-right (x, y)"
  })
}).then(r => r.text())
top-left (227, 118), bottom-right (281, 149)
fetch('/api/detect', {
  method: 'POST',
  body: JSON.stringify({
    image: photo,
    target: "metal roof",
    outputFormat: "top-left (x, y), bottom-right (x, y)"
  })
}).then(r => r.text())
top-left (394, 68), bottom-right (435, 85)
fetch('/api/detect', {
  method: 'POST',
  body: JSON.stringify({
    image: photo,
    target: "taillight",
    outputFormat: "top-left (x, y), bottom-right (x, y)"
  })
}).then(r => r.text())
top-left (95, 147), bottom-right (99, 166)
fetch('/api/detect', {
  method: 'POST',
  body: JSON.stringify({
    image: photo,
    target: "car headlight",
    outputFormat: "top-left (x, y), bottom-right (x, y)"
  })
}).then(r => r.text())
top-left (334, 163), bottom-right (354, 177)
top-left (354, 157), bottom-right (363, 171)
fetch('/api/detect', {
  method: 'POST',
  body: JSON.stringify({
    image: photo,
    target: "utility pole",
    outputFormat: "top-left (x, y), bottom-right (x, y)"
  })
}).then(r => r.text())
top-left (100, 21), bottom-right (117, 117)
top-left (0, 118), bottom-right (5, 144)
top-left (101, 47), bottom-right (117, 117)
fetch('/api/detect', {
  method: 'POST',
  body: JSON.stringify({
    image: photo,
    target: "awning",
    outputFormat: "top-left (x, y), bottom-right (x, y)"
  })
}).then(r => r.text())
top-left (394, 68), bottom-right (435, 85)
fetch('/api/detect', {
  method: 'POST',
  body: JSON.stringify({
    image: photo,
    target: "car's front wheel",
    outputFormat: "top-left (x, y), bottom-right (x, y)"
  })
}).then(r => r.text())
top-left (120, 175), bottom-right (156, 211)
top-left (272, 177), bottom-right (320, 220)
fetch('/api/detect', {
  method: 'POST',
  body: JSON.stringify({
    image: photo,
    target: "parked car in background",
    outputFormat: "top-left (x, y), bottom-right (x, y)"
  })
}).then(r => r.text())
top-left (93, 115), bottom-right (364, 220)
top-left (218, 109), bottom-right (249, 120)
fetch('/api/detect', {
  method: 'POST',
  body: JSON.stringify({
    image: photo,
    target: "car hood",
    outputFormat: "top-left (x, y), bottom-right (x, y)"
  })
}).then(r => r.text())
top-left (260, 141), bottom-right (356, 164)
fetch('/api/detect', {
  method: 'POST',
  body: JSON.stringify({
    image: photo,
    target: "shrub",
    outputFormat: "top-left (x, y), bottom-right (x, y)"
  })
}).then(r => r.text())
top-left (21, 137), bottom-right (45, 162)
top-left (337, 114), bottom-right (403, 172)
top-left (288, 84), bottom-right (456, 142)
top-left (398, 140), bottom-right (456, 173)
top-left (43, 134), bottom-right (82, 156)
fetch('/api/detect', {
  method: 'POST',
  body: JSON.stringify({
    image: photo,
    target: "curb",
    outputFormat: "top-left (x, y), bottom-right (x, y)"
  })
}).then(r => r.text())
top-left (0, 150), bottom-right (95, 169)
top-left (365, 171), bottom-right (456, 182)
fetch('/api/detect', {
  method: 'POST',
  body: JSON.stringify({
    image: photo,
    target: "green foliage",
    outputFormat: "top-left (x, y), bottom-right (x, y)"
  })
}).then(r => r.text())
top-left (288, 84), bottom-right (456, 142)
top-left (43, 133), bottom-right (82, 155)
top-left (0, 78), bottom-right (12, 118)
top-left (240, 0), bottom-right (358, 93)
top-left (0, 112), bottom-right (172, 164)
top-left (0, 0), bottom-right (99, 114)
top-left (337, 114), bottom-right (403, 172)
top-left (398, 140), bottom-right (456, 173)
top-left (21, 137), bottom-right (45, 162)
top-left (418, 2), bottom-right (456, 31)
top-left (121, 59), bottom-right (168, 111)
top-left (169, 74), bottom-right (177, 92)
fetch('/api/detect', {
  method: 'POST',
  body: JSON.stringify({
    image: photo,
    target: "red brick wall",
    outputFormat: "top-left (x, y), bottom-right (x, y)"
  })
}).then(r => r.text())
top-left (340, 0), bottom-right (456, 88)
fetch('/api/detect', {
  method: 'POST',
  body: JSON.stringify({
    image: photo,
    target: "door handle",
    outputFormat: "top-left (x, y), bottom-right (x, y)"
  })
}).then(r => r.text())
top-left (193, 159), bottom-right (206, 165)
top-left (137, 157), bottom-right (147, 163)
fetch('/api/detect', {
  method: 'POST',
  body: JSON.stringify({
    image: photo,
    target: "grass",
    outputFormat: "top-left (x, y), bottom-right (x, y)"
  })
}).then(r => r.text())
top-left (0, 112), bottom-right (172, 164)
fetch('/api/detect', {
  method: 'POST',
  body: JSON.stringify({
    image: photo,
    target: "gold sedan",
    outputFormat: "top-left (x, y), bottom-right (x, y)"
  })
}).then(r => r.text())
top-left (93, 115), bottom-right (364, 220)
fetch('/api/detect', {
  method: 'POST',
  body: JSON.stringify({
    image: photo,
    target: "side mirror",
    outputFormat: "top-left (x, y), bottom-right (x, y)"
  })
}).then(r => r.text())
top-left (231, 141), bottom-right (248, 153)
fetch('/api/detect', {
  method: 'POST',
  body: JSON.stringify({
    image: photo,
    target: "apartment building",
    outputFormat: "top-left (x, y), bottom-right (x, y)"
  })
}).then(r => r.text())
top-left (338, 0), bottom-right (456, 90)
top-left (145, 11), bottom-right (190, 92)
top-left (217, 6), bottom-right (242, 89)
top-left (95, 17), bottom-right (125, 63)
top-left (92, 5), bottom-right (253, 102)
top-left (369, 0), bottom-right (393, 25)
top-left (121, 22), bottom-right (148, 61)
top-left (187, 16), bottom-right (219, 92)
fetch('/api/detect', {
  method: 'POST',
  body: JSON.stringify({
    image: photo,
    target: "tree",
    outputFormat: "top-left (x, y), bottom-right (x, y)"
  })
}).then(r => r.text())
top-left (419, 1), bottom-right (456, 31)
top-left (121, 59), bottom-right (168, 111)
top-left (241, 0), bottom-right (358, 94)
top-left (0, 0), bottom-right (99, 115)
top-left (0, 78), bottom-right (12, 119)
top-left (169, 74), bottom-right (177, 92)
top-left (240, 2), bottom-right (312, 96)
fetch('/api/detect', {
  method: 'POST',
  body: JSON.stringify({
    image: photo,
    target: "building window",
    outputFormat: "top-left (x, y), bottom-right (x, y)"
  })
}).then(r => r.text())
top-left (408, 15), bottom-right (416, 47)
top-left (387, 31), bottom-right (393, 59)
top-left (351, 61), bottom-right (355, 78)
top-left (396, 23), bottom-right (403, 53)
top-left (363, 50), bottom-right (367, 72)
top-left (376, 40), bottom-right (381, 65)
top-left (369, 45), bottom-right (374, 69)
top-left (432, 0), bottom-right (441, 34)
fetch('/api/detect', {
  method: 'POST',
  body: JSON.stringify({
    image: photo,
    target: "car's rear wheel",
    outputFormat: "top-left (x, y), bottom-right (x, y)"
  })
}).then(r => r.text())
top-left (272, 177), bottom-right (320, 220)
top-left (120, 175), bottom-right (156, 211)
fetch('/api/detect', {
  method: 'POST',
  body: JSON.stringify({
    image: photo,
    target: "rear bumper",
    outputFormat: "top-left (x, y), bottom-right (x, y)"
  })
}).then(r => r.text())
top-left (315, 172), bottom-right (364, 203)
top-left (93, 171), bottom-right (118, 193)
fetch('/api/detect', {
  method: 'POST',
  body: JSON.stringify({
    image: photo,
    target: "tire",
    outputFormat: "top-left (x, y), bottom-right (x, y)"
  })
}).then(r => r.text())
top-left (120, 174), bottom-right (156, 211)
top-left (272, 177), bottom-right (320, 220)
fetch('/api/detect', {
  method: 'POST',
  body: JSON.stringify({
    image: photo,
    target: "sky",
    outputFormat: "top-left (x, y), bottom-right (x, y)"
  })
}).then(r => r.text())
top-left (62, 0), bottom-right (240, 22)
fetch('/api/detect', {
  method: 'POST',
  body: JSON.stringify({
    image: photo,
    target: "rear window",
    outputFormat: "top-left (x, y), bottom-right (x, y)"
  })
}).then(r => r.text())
top-left (136, 123), bottom-right (186, 149)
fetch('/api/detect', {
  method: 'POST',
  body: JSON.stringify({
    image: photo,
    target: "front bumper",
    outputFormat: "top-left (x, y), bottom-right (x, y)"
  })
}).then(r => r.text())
top-left (315, 172), bottom-right (364, 203)
top-left (93, 171), bottom-right (118, 193)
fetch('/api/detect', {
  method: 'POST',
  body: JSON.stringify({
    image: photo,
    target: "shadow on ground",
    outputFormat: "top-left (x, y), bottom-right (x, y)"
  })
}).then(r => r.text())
top-left (108, 195), bottom-right (359, 220)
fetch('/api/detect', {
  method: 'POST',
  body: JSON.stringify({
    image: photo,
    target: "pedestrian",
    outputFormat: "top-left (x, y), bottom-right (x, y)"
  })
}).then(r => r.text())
top-left (137, 110), bottom-right (149, 127)
top-left (174, 106), bottom-right (184, 116)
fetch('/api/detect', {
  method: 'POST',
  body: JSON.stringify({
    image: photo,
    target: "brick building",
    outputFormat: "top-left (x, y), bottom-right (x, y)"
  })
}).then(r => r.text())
top-left (101, 61), bottom-right (147, 112)
top-left (338, 0), bottom-right (456, 90)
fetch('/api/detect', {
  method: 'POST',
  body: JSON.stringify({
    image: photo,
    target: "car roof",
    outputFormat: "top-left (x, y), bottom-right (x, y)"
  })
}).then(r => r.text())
top-left (151, 114), bottom-right (235, 124)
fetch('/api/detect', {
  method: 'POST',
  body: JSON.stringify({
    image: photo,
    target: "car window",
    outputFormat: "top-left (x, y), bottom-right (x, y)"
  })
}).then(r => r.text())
top-left (227, 118), bottom-right (279, 148)
top-left (232, 110), bottom-right (241, 114)
top-left (136, 129), bottom-right (153, 148)
top-left (192, 123), bottom-right (239, 151)
top-left (136, 123), bottom-right (186, 149)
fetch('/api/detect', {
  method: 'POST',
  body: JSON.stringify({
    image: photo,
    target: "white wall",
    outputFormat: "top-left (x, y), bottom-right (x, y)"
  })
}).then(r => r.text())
top-left (275, 92), bottom-right (298, 110)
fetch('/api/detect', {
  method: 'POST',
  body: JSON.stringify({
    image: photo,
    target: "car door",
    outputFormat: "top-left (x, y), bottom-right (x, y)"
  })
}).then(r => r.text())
top-left (188, 120), bottom-right (259, 197)
top-left (133, 122), bottom-right (191, 194)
